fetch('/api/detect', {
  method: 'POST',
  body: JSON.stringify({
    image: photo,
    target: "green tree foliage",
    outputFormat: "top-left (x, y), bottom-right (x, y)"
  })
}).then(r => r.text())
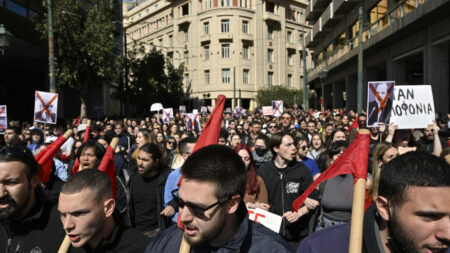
top-left (256, 86), bottom-right (302, 107)
top-left (36, 0), bottom-right (120, 115)
top-left (118, 43), bottom-right (185, 114)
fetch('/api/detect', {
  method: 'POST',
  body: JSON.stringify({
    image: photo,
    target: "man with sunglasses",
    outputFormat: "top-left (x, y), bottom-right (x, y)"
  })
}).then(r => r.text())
top-left (0, 146), bottom-right (65, 252)
top-left (145, 145), bottom-right (291, 252)
top-left (298, 151), bottom-right (450, 253)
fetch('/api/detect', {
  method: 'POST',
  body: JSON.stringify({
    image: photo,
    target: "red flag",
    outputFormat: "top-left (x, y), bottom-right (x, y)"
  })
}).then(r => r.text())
top-left (292, 132), bottom-right (370, 211)
top-left (339, 109), bottom-right (343, 116)
top-left (191, 95), bottom-right (226, 154)
top-left (73, 116), bottom-right (81, 127)
top-left (97, 146), bottom-right (117, 200)
top-left (72, 125), bottom-right (91, 174)
top-left (35, 135), bottom-right (68, 183)
top-left (347, 118), bottom-right (359, 132)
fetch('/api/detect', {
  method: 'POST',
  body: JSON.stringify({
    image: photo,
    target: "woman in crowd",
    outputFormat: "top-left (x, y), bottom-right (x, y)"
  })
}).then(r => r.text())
top-left (229, 133), bottom-right (242, 149)
top-left (307, 133), bottom-right (325, 160)
top-left (369, 142), bottom-right (399, 199)
top-left (315, 140), bottom-right (351, 231)
top-left (295, 136), bottom-right (321, 181)
top-left (234, 144), bottom-right (269, 210)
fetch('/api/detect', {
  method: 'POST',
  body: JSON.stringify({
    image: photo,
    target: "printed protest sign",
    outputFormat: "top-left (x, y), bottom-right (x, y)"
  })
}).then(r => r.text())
top-left (272, 100), bottom-right (283, 117)
top-left (162, 108), bottom-right (173, 123)
top-left (366, 81), bottom-right (395, 127)
top-left (233, 107), bottom-right (242, 118)
top-left (151, 103), bottom-right (163, 112)
top-left (34, 91), bottom-right (58, 124)
top-left (0, 105), bottom-right (7, 134)
top-left (390, 85), bottom-right (435, 129)
top-left (201, 106), bottom-right (207, 115)
top-left (262, 106), bottom-right (273, 116)
top-left (179, 106), bottom-right (186, 115)
top-left (247, 208), bottom-right (283, 233)
top-left (225, 107), bottom-right (232, 113)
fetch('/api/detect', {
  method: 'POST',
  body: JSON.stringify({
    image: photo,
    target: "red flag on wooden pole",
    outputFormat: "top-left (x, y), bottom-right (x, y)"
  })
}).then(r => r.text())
top-left (292, 131), bottom-right (370, 211)
top-left (347, 117), bottom-right (359, 132)
top-left (97, 145), bottom-right (117, 200)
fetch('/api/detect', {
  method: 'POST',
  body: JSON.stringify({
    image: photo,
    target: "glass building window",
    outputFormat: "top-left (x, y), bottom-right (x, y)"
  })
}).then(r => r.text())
top-left (222, 68), bottom-right (231, 83)
top-left (222, 44), bottom-right (230, 58)
top-left (221, 19), bottom-right (230, 33)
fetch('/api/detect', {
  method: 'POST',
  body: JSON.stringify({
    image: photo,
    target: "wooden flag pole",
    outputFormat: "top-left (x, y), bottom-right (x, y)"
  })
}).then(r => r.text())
top-left (179, 235), bottom-right (191, 253)
top-left (58, 136), bottom-right (118, 253)
top-left (348, 129), bottom-right (370, 253)
top-left (63, 129), bottom-right (72, 139)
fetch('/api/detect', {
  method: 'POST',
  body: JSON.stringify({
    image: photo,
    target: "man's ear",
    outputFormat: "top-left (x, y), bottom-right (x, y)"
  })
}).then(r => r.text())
top-left (375, 196), bottom-right (390, 221)
top-left (30, 175), bottom-right (39, 189)
top-left (226, 195), bottom-right (241, 215)
top-left (104, 198), bottom-right (115, 218)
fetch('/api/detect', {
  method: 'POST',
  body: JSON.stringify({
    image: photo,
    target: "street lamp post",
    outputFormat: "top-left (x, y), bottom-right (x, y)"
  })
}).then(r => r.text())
top-left (47, 0), bottom-right (57, 93)
top-left (293, 90), bottom-right (297, 106)
top-left (319, 69), bottom-right (328, 111)
top-left (301, 13), bottom-right (309, 110)
top-left (202, 93), bottom-right (210, 106)
top-left (0, 24), bottom-right (13, 55)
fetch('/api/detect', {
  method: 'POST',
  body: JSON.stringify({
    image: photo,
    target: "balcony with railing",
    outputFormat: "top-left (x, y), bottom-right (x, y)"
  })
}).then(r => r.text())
top-left (306, 0), bottom-right (331, 21)
top-left (307, 0), bottom-right (428, 80)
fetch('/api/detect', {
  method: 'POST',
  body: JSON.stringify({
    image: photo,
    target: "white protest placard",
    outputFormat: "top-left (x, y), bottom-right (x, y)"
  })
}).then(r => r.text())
top-left (151, 103), bottom-right (163, 112)
top-left (162, 108), bottom-right (173, 123)
top-left (262, 106), bottom-right (273, 116)
top-left (390, 85), bottom-right (435, 129)
top-left (233, 107), bottom-right (242, 118)
top-left (0, 105), bottom-right (7, 134)
top-left (247, 208), bottom-right (283, 233)
top-left (272, 100), bottom-right (284, 117)
top-left (225, 107), bottom-right (232, 113)
top-left (34, 91), bottom-right (58, 124)
top-left (179, 105), bottom-right (186, 115)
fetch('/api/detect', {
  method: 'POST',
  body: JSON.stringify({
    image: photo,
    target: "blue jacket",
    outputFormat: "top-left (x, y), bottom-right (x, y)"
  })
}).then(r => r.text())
top-left (144, 202), bottom-right (293, 253)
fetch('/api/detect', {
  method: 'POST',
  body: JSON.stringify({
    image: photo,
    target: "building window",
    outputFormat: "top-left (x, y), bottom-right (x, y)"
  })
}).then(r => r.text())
top-left (204, 22), bottom-right (209, 35)
top-left (242, 45), bottom-right (249, 59)
top-left (242, 20), bottom-right (249, 34)
top-left (221, 19), bottom-right (230, 33)
top-left (169, 35), bottom-right (173, 46)
top-left (268, 72), bottom-right (273, 85)
top-left (268, 26), bottom-right (273, 40)
top-left (287, 31), bottom-right (292, 43)
top-left (288, 51), bottom-right (293, 65)
top-left (240, 0), bottom-right (248, 8)
top-left (222, 44), bottom-right (230, 58)
top-left (205, 70), bottom-right (210, 84)
top-left (181, 4), bottom-right (189, 16)
top-left (204, 46), bottom-right (210, 60)
top-left (222, 68), bottom-right (231, 83)
top-left (288, 74), bottom-right (292, 87)
top-left (268, 49), bottom-right (273, 62)
top-left (221, 0), bottom-right (230, 6)
top-left (266, 1), bottom-right (275, 13)
top-left (243, 69), bottom-right (249, 84)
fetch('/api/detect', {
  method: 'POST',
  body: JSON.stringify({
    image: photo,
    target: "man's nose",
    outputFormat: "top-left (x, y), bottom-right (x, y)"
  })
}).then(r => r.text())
top-left (179, 206), bottom-right (194, 223)
top-left (63, 216), bottom-right (75, 231)
top-left (435, 217), bottom-right (450, 243)
top-left (0, 184), bottom-right (6, 198)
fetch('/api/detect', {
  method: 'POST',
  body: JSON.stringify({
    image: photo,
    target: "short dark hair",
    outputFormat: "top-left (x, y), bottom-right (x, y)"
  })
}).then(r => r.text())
top-left (251, 121), bottom-right (261, 127)
top-left (0, 146), bottom-right (40, 180)
top-left (255, 134), bottom-right (270, 147)
top-left (269, 132), bottom-right (292, 155)
top-left (179, 136), bottom-right (197, 154)
top-left (378, 151), bottom-right (450, 205)
top-left (181, 145), bottom-right (246, 200)
top-left (76, 140), bottom-right (105, 160)
top-left (140, 143), bottom-right (162, 161)
top-left (294, 135), bottom-right (309, 148)
top-left (6, 126), bottom-right (21, 135)
top-left (61, 169), bottom-right (112, 200)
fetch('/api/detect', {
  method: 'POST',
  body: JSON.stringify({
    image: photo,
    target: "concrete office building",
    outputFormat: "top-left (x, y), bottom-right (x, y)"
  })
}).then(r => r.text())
top-left (305, 0), bottom-right (450, 114)
top-left (123, 0), bottom-right (312, 109)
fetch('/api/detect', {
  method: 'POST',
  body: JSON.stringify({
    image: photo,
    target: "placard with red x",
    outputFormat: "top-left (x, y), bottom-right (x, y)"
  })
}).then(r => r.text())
top-left (34, 91), bottom-right (58, 124)
top-left (162, 108), bottom-right (173, 123)
top-left (0, 105), bottom-right (7, 134)
top-left (272, 100), bottom-right (284, 117)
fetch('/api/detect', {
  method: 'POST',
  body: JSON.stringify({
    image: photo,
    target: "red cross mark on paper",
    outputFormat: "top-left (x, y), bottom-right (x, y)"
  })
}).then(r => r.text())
top-left (273, 101), bottom-right (283, 116)
top-left (369, 83), bottom-right (394, 114)
top-left (163, 109), bottom-right (172, 120)
top-left (248, 210), bottom-right (266, 223)
top-left (0, 106), bottom-right (5, 116)
top-left (35, 92), bottom-right (57, 122)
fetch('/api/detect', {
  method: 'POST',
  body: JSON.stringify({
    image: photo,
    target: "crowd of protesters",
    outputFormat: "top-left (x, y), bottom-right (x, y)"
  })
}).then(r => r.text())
top-left (0, 106), bottom-right (449, 252)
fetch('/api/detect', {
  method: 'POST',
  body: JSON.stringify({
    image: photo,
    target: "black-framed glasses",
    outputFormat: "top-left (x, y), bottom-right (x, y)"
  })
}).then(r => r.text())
top-left (171, 189), bottom-right (229, 219)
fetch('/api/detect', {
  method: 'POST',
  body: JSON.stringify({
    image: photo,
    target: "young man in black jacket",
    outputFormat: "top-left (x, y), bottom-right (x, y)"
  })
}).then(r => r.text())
top-left (58, 169), bottom-right (148, 252)
top-left (258, 132), bottom-right (319, 250)
top-left (128, 143), bottom-right (173, 238)
top-left (0, 146), bottom-right (66, 252)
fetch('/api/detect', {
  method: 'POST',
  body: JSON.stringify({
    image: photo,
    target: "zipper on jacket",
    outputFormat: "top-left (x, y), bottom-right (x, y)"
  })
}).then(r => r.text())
top-left (6, 238), bottom-right (11, 253)
top-left (279, 171), bottom-right (286, 237)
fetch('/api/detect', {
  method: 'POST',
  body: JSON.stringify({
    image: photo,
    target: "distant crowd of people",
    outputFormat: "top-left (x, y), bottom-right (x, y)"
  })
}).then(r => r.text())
top-left (0, 107), bottom-right (449, 252)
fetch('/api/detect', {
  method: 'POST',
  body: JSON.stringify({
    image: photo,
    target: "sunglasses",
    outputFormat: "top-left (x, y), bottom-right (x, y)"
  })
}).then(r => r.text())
top-left (298, 146), bottom-right (307, 151)
top-left (168, 142), bottom-right (175, 145)
top-left (268, 126), bottom-right (276, 129)
top-left (171, 189), bottom-right (229, 219)
top-left (282, 117), bottom-right (291, 120)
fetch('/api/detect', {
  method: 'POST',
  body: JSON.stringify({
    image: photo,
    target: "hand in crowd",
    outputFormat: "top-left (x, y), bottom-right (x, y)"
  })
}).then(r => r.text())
top-left (387, 123), bottom-right (398, 136)
top-left (429, 120), bottom-right (440, 134)
top-left (304, 198), bottom-right (319, 211)
top-left (283, 210), bottom-right (303, 224)
top-left (160, 206), bottom-right (175, 217)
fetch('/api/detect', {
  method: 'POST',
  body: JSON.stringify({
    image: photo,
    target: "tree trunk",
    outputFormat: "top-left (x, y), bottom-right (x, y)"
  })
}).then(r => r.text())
top-left (80, 75), bottom-right (89, 118)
